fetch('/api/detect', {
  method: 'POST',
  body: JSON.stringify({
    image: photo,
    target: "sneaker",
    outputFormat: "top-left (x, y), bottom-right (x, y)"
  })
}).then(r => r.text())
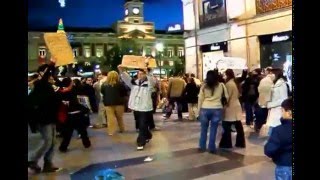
top-left (28, 162), bottom-right (41, 174)
top-left (137, 146), bottom-right (144, 150)
top-left (42, 163), bottom-right (62, 173)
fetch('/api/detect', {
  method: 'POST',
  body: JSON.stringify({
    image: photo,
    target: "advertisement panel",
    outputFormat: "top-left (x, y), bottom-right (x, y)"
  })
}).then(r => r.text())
top-left (199, 0), bottom-right (227, 29)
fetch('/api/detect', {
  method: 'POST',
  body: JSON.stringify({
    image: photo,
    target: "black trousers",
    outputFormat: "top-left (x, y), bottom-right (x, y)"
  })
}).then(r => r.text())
top-left (136, 111), bottom-right (153, 147)
top-left (59, 113), bottom-right (91, 151)
top-left (134, 111), bottom-right (155, 130)
top-left (219, 121), bottom-right (245, 148)
top-left (166, 97), bottom-right (183, 119)
top-left (151, 92), bottom-right (158, 113)
top-left (254, 106), bottom-right (268, 131)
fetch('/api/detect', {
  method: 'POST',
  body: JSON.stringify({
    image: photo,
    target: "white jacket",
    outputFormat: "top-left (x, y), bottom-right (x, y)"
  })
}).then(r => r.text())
top-left (258, 74), bottom-right (274, 108)
top-left (120, 72), bottom-right (155, 112)
top-left (266, 78), bottom-right (288, 127)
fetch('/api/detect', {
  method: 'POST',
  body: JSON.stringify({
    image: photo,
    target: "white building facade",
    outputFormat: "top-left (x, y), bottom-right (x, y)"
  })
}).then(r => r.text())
top-left (182, 0), bottom-right (292, 80)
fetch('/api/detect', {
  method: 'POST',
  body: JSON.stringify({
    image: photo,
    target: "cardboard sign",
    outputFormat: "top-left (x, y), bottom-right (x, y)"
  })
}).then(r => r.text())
top-left (44, 33), bottom-right (74, 67)
top-left (121, 55), bottom-right (157, 69)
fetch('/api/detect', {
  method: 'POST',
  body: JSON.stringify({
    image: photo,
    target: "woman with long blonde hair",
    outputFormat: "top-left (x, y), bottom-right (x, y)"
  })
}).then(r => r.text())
top-left (101, 71), bottom-right (128, 135)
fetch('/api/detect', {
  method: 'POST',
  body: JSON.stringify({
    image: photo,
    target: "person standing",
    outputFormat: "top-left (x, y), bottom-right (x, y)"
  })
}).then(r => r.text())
top-left (219, 69), bottom-right (245, 149)
top-left (198, 70), bottom-right (229, 154)
top-left (118, 65), bottom-right (155, 150)
top-left (182, 77), bottom-right (199, 121)
top-left (28, 64), bottom-right (61, 173)
top-left (255, 67), bottom-right (274, 132)
top-left (264, 98), bottom-right (292, 180)
top-left (93, 72), bottom-right (108, 128)
top-left (101, 71), bottom-right (127, 136)
top-left (266, 68), bottom-right (288, 136)
top-left (242, 69), bottom-right (261, 126)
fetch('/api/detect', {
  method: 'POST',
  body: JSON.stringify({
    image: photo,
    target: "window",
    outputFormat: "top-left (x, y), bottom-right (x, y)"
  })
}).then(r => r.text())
top-left (84, 46), bottom-right (91, 58)
top-left (145, 47), bottom-right (152, 55)
top-left (96, 46), bottom-right (104, 57)
top-left (107, 45), bottom-right (113, 51)
top-left (73, 48), bottom-right (79, 57)
top-left (134, 20), bottom-right (139, 23)
top-left (38, 47), bottom-right (46, 57)
top-left (178, 47), bottom-right (184, 57)
top-left (167, 48), bottom-right (173, 57)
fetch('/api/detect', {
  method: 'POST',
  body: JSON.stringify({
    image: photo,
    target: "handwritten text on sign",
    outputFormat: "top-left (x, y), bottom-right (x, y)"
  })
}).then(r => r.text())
top-left (44, 33), bottom-right (74, 67)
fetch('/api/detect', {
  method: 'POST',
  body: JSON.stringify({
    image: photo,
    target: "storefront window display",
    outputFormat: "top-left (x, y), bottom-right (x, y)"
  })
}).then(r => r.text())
top-left (259, 31), bottom-right (292, 91)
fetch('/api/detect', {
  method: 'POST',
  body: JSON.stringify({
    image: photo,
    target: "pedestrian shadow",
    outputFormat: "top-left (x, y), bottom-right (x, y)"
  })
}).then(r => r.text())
top-left (246, 132), bottom-right (268, 145)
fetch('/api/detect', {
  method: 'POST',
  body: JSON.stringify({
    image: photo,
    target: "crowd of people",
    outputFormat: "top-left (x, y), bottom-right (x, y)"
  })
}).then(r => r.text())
top-left (28, 62), bottom-right (292, 180)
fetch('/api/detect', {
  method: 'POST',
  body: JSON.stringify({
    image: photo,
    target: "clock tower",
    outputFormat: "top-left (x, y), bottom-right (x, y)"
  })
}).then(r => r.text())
top-left (124, 0), bottom-right (144, 23)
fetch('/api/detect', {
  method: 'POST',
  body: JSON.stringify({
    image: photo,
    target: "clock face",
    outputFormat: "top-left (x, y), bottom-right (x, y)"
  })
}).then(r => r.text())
top-left (125, 9), bottom-right (128, 16)
top-left (132, 8), bottom-right (140, 15)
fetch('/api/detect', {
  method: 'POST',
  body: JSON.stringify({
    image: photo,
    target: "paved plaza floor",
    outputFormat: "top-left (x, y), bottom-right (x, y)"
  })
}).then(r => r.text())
top-left (28, 112), bottom-right (275, 180)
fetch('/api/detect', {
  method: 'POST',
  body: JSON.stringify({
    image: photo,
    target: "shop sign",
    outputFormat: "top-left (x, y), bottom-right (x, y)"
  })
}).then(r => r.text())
top-left (201, 41), bottom-right (228, 52)
top-left (259, 31), bottom-right (292, 44)
top-left (272, 35), bottom-right (290, 42)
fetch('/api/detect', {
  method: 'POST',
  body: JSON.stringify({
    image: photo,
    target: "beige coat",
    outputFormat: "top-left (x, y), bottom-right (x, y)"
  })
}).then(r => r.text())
top-left (224, 79), bottom-right (242, 122)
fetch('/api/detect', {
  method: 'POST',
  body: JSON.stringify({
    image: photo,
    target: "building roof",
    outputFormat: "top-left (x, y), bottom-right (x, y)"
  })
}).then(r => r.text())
top-left (29, 26), bottom-right (183, 35)
top-left (28, 26), bottom-right (116, 33)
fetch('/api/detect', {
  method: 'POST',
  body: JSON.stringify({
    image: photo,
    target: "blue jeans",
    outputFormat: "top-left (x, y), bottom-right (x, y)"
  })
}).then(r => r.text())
top-left (28, 124), bottom-right (56, 163)
top-left (268, 126), bottom-right (274, 136)
top-left (199, 108), bottom-right (223, 152)
top-left (275, 166), bottom-right (292, 180)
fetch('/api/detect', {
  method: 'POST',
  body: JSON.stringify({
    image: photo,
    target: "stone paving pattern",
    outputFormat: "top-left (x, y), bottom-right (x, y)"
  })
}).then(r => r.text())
top-left (28, 112), bottom-right (275, 180)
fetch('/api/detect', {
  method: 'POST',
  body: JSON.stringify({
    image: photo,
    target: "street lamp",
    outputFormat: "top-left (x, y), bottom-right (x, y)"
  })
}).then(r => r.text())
top-left (155, 43), bottom-right (164, 78)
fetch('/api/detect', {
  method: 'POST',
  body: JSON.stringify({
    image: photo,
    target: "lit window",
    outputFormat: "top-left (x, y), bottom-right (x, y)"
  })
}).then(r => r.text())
top-left (84, 46), bottom-right (91, 58)
top-left (38, 47), bottom-right (46, 57)
top-left (73, 48), bottom-right (79, 57)
top-left (107, 45), bottom-right (113, 51)
top-left (167, 49), bottom-right (173, 57)
top-left (146, 47), bottom-right (152, 55)
top-left (178, 47), bottom-right (184, 57)
top-left (96, 46), bottom-right (104, 57)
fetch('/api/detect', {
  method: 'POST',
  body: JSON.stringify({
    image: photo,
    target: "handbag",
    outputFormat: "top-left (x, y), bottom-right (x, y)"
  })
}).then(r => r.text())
top-left (221, 83), bottom-right (228, 107)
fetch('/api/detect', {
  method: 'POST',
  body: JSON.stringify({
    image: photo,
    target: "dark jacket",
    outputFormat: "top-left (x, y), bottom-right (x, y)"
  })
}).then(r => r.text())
top-left (264, 119), bottom-right (292, 166)
top-left (80, 84), bottom-right (98, 112)
top-left (101, 83), bottom-right (127, 106)
top-left (241, 75), bottom-right (260, 103)
top-left (183, 83), bottom-right (200, 104)
top-left (28, 79), bottom-right (60, 126)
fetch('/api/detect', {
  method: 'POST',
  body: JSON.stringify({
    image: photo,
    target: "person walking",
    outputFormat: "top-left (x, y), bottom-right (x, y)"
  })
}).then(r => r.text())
top-left (118, 65), bottom-right (155, 150)
top-left (28, 63), bottom-right (61, 173)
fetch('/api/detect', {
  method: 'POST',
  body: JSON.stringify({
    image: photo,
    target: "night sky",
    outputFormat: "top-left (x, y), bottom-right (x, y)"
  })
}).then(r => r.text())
top-left (28, 0), bottom-right (183, 30)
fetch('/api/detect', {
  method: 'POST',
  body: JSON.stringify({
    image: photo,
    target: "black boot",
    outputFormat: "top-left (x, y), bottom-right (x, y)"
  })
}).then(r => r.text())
top-left (28, 161), bottom-right (41, 174)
